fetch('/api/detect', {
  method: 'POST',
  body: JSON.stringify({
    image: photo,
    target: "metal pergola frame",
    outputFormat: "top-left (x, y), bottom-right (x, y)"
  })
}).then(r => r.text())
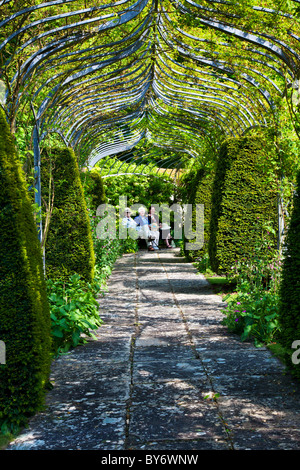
top-left (1, 0), bottom-right (300, 244)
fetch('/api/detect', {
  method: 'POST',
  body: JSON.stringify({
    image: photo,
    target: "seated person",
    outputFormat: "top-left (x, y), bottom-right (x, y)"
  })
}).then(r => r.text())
top-left (134, 206), bottom-right (155, 251)
top-left (161, 222), bottom-right (172, 248)
top-left (134, 206), bottom-right (148, 232)
top-left (148, 205), bottom-right (160, 250)
top-left (122, 208), bottom-right (137, 229)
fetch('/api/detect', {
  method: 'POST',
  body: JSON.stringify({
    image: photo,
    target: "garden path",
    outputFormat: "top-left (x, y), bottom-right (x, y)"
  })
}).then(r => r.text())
top-left (8, 248), bottom-right (300, 450)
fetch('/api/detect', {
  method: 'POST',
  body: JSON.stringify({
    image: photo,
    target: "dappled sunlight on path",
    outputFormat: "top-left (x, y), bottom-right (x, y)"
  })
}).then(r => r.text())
top-left (8, 249), bottom-right (300, 450)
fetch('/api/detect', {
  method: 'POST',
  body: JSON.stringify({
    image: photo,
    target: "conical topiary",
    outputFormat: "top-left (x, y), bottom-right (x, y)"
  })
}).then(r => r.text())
top-left (44, 147), bottom-right (95, 283)
top-left (0, 107), bottom-right (51, 432)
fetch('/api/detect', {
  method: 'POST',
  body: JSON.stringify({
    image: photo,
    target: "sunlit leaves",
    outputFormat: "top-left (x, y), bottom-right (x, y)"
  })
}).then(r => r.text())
top-left (1, 0), bottom-right (300, 176)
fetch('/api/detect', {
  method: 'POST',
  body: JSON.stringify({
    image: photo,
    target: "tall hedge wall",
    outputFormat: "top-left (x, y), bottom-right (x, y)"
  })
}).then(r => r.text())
top-left (209, 136), bottom-right (277, 275)
top-left (278, 170), bottom-right (300, 378)
top-left (183, 167), bottom-right (214, 261)
top-left (44, 147), bottom-right (95, 282)
top-left (0, 108), bottom-right (51, 431)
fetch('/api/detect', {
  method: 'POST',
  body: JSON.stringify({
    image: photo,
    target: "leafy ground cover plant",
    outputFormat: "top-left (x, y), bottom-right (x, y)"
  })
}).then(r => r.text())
top-left (47, 274), bottom-right (103, 357)
top-left (222, 283), bottom-right (280, 346)
top-left (89, 206), bottom-right (135, 284)
top-left (221, 224), bottom-right (282, 346)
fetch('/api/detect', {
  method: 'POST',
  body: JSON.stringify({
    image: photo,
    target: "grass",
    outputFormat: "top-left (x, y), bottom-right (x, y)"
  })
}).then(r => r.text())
top-left (204, 274), bottom-right (237, 296)
top-left (266, 342), bottom-right (288, 365)
top-left (192, 259), bottom-right (237, 296)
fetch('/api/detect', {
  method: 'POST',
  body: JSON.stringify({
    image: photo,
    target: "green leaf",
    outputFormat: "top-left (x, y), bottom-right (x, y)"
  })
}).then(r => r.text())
top-left (52, 327), bottom-right (64, 338)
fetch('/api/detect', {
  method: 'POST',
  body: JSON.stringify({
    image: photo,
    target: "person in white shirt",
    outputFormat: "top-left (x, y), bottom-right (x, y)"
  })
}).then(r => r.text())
top-left (134, 206), bottom-right (155, 251)
top-left (122, 208), bottom-right (137, 229)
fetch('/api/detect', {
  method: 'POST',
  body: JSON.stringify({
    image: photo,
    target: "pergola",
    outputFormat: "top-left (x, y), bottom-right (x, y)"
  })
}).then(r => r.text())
top-left (1, 0), bottom-right (300, 213)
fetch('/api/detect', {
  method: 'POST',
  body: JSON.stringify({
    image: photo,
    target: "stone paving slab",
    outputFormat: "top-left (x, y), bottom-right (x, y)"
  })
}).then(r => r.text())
top-left (133, 357), bottom-right (206, 383)
top-left (7, 248), bottom-right (300, 451)
top-left (128, 380), bottom-right (227, 447)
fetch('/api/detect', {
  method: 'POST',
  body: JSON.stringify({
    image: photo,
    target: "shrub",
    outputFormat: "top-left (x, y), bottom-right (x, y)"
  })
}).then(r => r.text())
top-left (177, 166), bottom-right (200, 204)
top-left (90, 211), bottom-right (123, 283)
top-left (278, 170), bottom-right (300, 377)
top-left (209, 136), bottom-right (277, 275)
top-left (89, 208), bottom-right (138, 287)
top-left (47, 274), bottom-right (103, 356)
top-left (183, 167), bottom-right (214, 261)
top-left (222, 288), bottom-right (280, 347)
top-left (0, 108), bottom-right (51, 433)
top-left (222, 226), bottom-right (282, 346)
top-left (44, 147), bottom-right (95, 283)
top-left (102, 171), bottom-right (175, 208)
top-left (83, 169), bottom-right (107, 213)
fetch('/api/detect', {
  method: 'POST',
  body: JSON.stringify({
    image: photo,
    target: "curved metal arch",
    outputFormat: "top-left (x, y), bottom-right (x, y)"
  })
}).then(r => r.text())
top-left (159, 13), bottom-right (286, 96)
top-left (173, 0), bottom-right (300, 69)
top-left (19, 11), bottom-right (153, 94)
top-left (148, 92), bottom-right (241, 138)
top-left (75, 110), bottom-right (146, 156)
top-left (157, 22), bottom-right (277, 112)
top-left (1, 0), bottom-right (147, 57)
top-left (59, 79), bottom-right (150, 140)
top-left (36, 40), bottom-right (151, 121)
top-left (156, 48), bottom-right (273, 121)
top-left (153, 77), bottom-right (256, 129)
top-left (155, 54), bottom-right (269, 128)
top-left (1, 0), bottom-right (299, 189)
top-left (4, 0), bottom-right (152, 125)
top-left (155, 73), bottom-right (260, 128)
top-left (99, 144), bottom-right (193, 178)
top-left (45, 60), bottom-right (152, 136)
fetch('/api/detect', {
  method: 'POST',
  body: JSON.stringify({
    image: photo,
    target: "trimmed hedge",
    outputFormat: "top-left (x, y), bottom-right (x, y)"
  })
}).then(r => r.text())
top-left (183, 167), bottom-right (214, 261)
top-left (83, 169), bottom-right (107, 213)
top-left (178, 166), bottom-right (201, 205)
top-left (278, 170), bottom-right (300, 378)
top-left (209, 136), bottom-right (277, 275)
top-left (44, 147), bottom-right (95, 283)
top-left (0, 108), bottom-right (51, 432)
